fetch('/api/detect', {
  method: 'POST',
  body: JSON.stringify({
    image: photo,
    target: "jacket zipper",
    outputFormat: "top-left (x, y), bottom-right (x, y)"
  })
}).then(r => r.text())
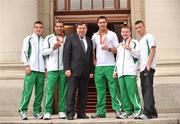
top-left (38, 36), bottom-right (40, 71)
top-left (122, 40), bottom-right (126, 75)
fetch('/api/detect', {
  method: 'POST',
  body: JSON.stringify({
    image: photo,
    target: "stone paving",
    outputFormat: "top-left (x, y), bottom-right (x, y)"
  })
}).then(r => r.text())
top-left (0, 113), bottom-right (180, 124)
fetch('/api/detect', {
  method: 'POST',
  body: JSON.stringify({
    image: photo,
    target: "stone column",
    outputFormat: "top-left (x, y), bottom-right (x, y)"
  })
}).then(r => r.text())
top-left (145, 0), bottom-right (180, 62)
top-left (0, 0), bottom-right (38, 115)
top-left (0, 0), bottom-right (38, 64)
top-left (144, 0), bottom-right (180, 113)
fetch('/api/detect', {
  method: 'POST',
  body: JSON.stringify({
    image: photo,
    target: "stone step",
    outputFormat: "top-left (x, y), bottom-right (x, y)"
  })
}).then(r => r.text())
top-left (0, 113), bottom-right (180, 124)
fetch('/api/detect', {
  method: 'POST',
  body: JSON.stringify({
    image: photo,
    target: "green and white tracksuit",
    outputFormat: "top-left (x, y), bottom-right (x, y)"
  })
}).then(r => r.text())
top-left (19, 33), bottom-right (45, 115)
top-left (92, 30), bottom-right (121, 116)
top-left (115, 39), bottom-right (142, 115)
top-left (42, 33), bottom-right (67, 114)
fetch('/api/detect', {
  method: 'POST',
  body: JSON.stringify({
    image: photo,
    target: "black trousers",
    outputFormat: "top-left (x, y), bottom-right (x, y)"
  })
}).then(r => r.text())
top-left (140, 68), bottom-right (158, 117)
top-left (66, 76), bottom-right (88, 117)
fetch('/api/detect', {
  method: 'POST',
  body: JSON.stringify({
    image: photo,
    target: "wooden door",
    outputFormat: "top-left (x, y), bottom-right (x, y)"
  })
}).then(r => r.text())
top-left (52, 20), bottom-right (129, 113)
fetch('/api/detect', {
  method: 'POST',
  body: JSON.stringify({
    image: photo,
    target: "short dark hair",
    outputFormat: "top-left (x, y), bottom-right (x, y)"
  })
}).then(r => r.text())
top-left (135, 20), bottom-right (144, 25)
top-left (34, 21), bottom-right (43, 26)
top-left (75, 21), bottom-right (87, 28)
top-left (97, 16), bottom-right (107, 23)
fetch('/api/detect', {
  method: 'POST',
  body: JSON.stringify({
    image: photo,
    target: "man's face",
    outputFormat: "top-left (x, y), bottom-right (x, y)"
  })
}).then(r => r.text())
top-left (55, 22), bottom-right (64, 35)
top-left (76, 24), bottom-right (87, 37)
top-left (135, 23), bottom-right (145, 36)
top-left (34, 23), bottom-right (43, 36)
top-left (97, 18), bottom-right (107, 31)
top-left (121, 28), bottom-right (131, 40)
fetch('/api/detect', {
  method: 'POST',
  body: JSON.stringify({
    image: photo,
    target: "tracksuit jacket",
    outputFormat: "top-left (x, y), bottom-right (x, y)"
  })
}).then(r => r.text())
top-left (21, 33), bottom-right (45, 72)
top-left (42, 33), bottom-right (66, 71)
top-left (115, 39), bottom-right (140, 77)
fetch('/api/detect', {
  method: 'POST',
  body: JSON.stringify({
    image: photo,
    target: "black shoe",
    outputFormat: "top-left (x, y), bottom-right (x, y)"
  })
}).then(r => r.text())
top-left (91, 114), bottom-right (106, 118)
top-left (151, 115), bottom-right (158, 118)
top-left (67, 116), bottom-right (74, 120)
top-left (151, 110), bottom-right (158, 118)
top-left (77, 115), bottom-right (89, 119)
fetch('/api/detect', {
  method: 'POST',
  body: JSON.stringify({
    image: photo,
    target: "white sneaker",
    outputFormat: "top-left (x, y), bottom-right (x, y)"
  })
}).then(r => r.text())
top-left (133, 113), bottom-right (141, 119)
top-left (119, 112), bottom-right (130, 119)
top-left (34, 113), bottom-right (43, 120)
top-left (43, 113), bottom-right (51, 120)
top-left (20, 111), bottom-right (28, 120)
top-left (59, 112), bottom-right (66, 119)
top-left (139, 114), bottom-right (149, 120)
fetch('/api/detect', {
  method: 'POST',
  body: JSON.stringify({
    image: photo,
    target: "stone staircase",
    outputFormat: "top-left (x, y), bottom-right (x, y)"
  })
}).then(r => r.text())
top-left (0, 61), bottom-right (180, 124)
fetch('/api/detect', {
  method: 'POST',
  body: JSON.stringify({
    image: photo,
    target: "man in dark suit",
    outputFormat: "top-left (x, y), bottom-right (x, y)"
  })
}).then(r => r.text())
top-left (63, 21), bottom-right (93, 120)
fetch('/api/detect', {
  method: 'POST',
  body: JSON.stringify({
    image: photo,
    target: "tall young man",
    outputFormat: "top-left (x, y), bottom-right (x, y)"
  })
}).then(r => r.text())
top-left (135, 20), bottom-right (158, 119)
top-left (42, 21), bottom-right (67, 120)
top-left (91, 16), bottom-right (121, 118)
top-left (19, 21), bottom-right (45, 120)
top-left (114, 26), bottom-right (142, 119)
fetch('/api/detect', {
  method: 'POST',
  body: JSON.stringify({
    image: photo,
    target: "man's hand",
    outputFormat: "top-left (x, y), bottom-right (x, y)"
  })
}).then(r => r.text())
top-left (89, 73), bottom-right (94, 78)
top-left (53, 42), bottom-right (61, 50)
top-left (113, 71), bottom-right (118, 78)
top-left (123, 45), bottom-right (132, 51)
top-left (25, 66), bottom-right (31, 75)
top-left (65, 70), bottom-right (72, 78)
top-left (146, 64), bottom-right (151, 71)
top-left (101, 44), bottom-right (109, 51)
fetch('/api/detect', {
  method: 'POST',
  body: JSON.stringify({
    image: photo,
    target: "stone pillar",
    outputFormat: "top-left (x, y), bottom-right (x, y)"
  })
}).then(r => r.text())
top-left (0, 0), bottom-right (38, 64)
top-left (37, 0), bottom-right (54, 35)
top-left (131, 0), bottom-right (145, 36)
top-left (145, 0), bottom-right (180, 62)
top-left (143, 0), bottom-right (180, 113)
top-left (0, 0), bottom-right (38, 116)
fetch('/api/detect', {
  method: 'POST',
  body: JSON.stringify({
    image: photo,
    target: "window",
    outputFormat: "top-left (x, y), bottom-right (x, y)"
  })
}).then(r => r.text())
top-left (71, 0), bottom-right (80, 10)
top-left (56, 0), bottom-right (130, 11)
top-left (57, 0), bottom-right (65, 10)
top-left (104, 0), bottom-right (114, 9)
top-left (82, 0), bottom-right (92, 9)
top-left (93, 0), bottom-right (103, 9)
top-left (120, 0), bottom-right (128, 8)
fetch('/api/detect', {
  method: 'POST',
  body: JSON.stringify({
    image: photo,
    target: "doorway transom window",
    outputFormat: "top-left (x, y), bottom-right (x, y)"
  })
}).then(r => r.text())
top-left (56, 0), bottom-right (130, 11)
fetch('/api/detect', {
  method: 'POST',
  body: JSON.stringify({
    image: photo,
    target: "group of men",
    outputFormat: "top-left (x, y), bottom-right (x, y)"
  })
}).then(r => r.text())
top-left (18, 16), bottom-right (158, 121)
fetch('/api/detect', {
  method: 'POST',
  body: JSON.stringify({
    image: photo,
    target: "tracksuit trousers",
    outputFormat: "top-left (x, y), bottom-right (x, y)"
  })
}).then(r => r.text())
top-left (140, 68), bottom-right (158, 117)
top-left (19, 71), bottom-right (45, 115)
top-left (118, 75), bottom-right (142, 114)
top-left (44, 70), bottom-right (67, 114)
top-left (94, 66), bottom-right (121, 116)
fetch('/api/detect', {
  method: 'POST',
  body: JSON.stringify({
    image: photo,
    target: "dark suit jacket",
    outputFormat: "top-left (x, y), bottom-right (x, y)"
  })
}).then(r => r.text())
top-left (63, 34), bottom-right (93, 78)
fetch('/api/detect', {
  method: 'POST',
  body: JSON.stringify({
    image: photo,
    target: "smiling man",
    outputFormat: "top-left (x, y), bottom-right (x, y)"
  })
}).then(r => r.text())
top-left (19, 21), bottom-right (45, 120)
top-left (91, 16), bottom-right (121, 119)
top-left (42, 20), bottom-right (67, 120)
top-left (63, 21), bottom-right (93, 120)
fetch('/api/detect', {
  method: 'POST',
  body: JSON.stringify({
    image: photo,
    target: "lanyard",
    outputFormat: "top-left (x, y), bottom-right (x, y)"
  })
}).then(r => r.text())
top-left (100, 34), bottom-right (106, 45)
top-left (56, 35), bottom-right (64, 43)
top-left (99, 30), bottom-right (108, 45)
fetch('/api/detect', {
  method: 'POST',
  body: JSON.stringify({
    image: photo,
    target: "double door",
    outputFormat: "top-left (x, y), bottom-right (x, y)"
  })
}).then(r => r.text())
top-left (53, 14), bottom-right (130, 113)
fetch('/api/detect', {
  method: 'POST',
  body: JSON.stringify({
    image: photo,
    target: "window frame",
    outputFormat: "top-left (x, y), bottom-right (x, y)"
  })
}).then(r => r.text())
top-left (55, 0), bottom-right (130, 13)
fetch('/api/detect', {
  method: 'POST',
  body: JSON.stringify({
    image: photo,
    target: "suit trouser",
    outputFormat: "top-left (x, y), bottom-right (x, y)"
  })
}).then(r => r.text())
top-left (118, 75), bottom-right (142, 115)
top-left (19, 71), bottom-right (44, 115)
top-left (66, 76), bottom-right (89, 117)
top-left (94, 66), bottom-right (121, 116)
top-left (44, 70), bottom-right (67, 114)
top-left (140, 68), bottom-right (158, 117)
